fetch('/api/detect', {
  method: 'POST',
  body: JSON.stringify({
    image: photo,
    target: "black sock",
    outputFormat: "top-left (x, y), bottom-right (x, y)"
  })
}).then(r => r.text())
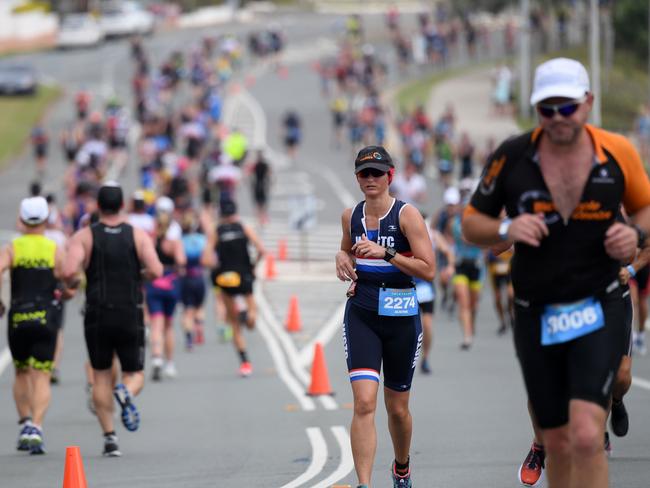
top-left (18, 416), bottom-right (32, 425)
top-left (395, 456), bottom-right (409, 474)
top-left (239, 350), bottom-right (249, 363)
top-left (104, 431), bottom-right (116, 438)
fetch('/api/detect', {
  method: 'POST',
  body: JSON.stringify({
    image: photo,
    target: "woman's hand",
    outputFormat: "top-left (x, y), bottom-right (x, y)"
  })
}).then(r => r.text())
top-left (336, 250), bottom-right (357, 281)
top-left (350, 234), bottom-right (386, 259)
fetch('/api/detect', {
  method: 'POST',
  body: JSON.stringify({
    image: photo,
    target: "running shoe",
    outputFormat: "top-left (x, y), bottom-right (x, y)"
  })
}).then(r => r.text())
top-left (17, 422), bottom-right (32, 451)
top-left (420, 359), bottom-right (432, 374)
top-left (391, 462), bottom-right (412, 487)
top-left (239, 361), bottom-right (253, 377)
top-left (29, 426), bottom-right (45, 455)
top-left (497, 323), bottom-right (507, 335)
top-left (185, 331), bottom-right (193, 351)
top-left (518, 442), bottom-right (545, 487)
top-left (151, 357), bottom-right (163, 382)
top-left (635, 335), bottom-right (647, 356)
top-left (163, 362), bottom-right (178, 379)
top-left (194, 324), bottom-right (205, 345)
top-left (357, 485), bottom-right (369, 488)
top-left (103, 433), bottom-right (122, 457)
top-left (610, 398), bottom-right (629, 437)
top-left (459, 341), bottom-right (472, 351)
top-left (604, 431), bottom-right (612, 457)
top-left (113, 383), bottom-right (140, 432)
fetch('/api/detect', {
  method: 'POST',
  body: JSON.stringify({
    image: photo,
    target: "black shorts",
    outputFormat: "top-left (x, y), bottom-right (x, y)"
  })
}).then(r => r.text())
top-left (514, 285), bottom-right (626, 429)
top-left (491, 272), bottom-right (510, 290)
top-left (343, 301), bottom-right (422, 392)
top-left (108, 138), bottom-right (127, 149)
top-left (34, 145), bottom-right (47, 159)
top-left (631, 264), bottom-right (650, 296)
top-left (7, 303), bottom-right (59, 372)
top-left (84, 305), bottom-right (145, 373)
top-left (419, 300), bottom-right (434, 314)
top-left (284, 136), bottom-right (299, 148)
top-left (211, 270), bottom-right (254, 296)
top-left (254, 188), bottom-right (268, 206)
top-left (180, 276), bottom-right (206, 308)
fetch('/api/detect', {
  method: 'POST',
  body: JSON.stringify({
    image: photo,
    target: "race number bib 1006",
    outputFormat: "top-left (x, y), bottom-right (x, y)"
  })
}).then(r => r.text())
top-left (378, 288), bottom-right (418, 317)
top-left (541, 297), bottom-right (604, 346)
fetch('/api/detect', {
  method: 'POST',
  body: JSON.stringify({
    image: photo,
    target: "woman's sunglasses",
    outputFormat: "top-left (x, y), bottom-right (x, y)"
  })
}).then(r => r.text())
top-left (536, 96), bottom-right (586, 119)
top-left (357, 168), bottom-right (387, 178)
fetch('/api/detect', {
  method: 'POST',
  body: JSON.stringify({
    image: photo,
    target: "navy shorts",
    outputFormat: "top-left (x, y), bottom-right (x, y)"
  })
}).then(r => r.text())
top-left (180, 275), bottom-right (206, 308)
top-left (146, 280), bottom-right (179, 318)
top-left (343, 301), bottom-right (422, 392)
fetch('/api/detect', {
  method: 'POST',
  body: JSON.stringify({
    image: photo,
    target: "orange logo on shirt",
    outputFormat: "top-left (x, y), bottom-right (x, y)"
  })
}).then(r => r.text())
top-left (479, 156), bottom-right (506, 195)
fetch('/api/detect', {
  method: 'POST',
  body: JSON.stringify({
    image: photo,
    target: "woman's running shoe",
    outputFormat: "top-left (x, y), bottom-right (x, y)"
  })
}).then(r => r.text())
top-left (16, 422), bottom-right (32, 451)
top-left (391, 462), bottom-right (412, 487)
top-left (239, 361), bottom-right (253, 377)
top-left (113, 383), bottom-right (140, 432)
top-left (103, 433), bottom-right (122, 457)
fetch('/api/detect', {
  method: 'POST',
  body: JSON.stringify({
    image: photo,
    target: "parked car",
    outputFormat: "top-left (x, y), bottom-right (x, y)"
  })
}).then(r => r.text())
top-left (0, 65), bottom-right (37, 95)
top-left (100, 1), bottom-right (155, 37)
top-left (57, 13), bottom-right (104, 49)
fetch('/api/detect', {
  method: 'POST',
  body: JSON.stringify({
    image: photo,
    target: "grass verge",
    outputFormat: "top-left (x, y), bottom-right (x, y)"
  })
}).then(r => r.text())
top-left (0, 84), bottom-right (62, 169)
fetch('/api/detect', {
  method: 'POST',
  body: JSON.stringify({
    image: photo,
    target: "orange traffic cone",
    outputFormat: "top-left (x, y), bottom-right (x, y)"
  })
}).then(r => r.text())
top-left (277, 238), bottom-right (288, 261)
top-left (265, 253), bottom-right (277, 280)
top-left (307, 343), bottom-right (334, 396)
top-left (62, 446), bottom-right (88, 488)
top-left (285, 295), bottom-right (302, 332)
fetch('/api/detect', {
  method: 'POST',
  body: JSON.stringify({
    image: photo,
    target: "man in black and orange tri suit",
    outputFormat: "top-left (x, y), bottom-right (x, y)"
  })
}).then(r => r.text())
top-left (462, 58), bottom-right (650, 488)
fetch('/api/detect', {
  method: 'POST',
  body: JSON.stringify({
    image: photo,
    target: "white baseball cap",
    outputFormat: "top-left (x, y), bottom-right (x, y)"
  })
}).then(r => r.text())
top-left (530, 57), bottom-right (590, 106)
top-left (443, 187), bottom-right (461, 206)
top-left (156, 195), bottom-right (174, 214)
top-left (20, 196), bottom-right (49, 225)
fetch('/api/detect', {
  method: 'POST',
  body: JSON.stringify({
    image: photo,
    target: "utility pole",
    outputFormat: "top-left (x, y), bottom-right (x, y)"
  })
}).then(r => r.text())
top-left (519, 0), bottom-right (531, 120)
top-left (590, 0), bottom-right (602, 126)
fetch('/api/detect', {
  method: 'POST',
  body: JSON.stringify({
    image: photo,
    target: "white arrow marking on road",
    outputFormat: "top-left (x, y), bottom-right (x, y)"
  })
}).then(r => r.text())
top-left (311, 426), bottom-right (354, 488)
top-left (298, 301), bottom-right (346, 368)
top-left (0, 347), bottom-right (11, 377)
top-left (320, 167), bottom-right (357, 208)
top-left (256, 289), bottom-right (338, 410)
top-left (255, 287), bottom-right (316, 411)
top-left (280, 427), bottom-right (328, 488)
top-left (632, 376), bottom-right (650, 391)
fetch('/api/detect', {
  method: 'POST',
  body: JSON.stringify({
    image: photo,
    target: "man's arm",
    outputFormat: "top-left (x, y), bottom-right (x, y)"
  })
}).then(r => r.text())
top-left (62, 228), bottom-right (89, 288)
top-left (243, 224), bottom-right (266, 266)
top-left (0, 245), bottom-right (12, 317)
top-left (135, 228), bottom-right (163, 281)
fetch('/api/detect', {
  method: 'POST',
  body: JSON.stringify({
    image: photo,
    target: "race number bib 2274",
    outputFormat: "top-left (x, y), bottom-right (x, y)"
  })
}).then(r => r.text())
top-left (378, 288), bottom-right (418, 317)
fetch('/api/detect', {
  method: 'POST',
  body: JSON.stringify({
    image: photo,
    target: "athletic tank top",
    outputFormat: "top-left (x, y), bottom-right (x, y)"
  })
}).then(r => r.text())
top-left (452, 215), bottom-right (482, 262)
top-left (156, 236), bottom-right (176, 270)
top-left (11, 234), bottom-right (57, 306)
top-left (86, 223), bottom-right (142, 308)
top-left (216, 221), bottom-right (252, 274)
top-left (182, 232), bottom-right (206, 272)
top-left (350, 199), bottom-right (413, 311)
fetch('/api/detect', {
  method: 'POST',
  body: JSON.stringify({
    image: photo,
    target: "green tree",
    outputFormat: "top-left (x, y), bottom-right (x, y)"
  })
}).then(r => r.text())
top-left (613, 0), bottom-right (649, 63)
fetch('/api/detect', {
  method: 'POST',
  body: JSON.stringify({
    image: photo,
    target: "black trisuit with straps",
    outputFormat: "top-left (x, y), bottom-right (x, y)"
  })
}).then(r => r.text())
top-left (84, 222), bottom-right (144, 372)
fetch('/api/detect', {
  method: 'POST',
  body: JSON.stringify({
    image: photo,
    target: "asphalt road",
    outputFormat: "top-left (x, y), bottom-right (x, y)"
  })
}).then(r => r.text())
top-left (1, 10), bottom-right (650, 488)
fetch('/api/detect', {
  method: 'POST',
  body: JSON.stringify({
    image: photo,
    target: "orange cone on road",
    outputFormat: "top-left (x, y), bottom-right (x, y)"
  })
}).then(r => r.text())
top-left (265, 254), bottom-right (277, 280)
top-left (285, 295), bottom-right (302, 332)
top-left (62, 446), bottom-right (88, 488)
top-left (277, 238), bottom-right (288, 261)
top-left (307, 343), bottom-right (334, 396)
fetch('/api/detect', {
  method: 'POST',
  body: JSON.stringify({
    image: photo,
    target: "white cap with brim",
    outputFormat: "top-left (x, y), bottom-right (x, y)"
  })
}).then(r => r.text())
top-left (20, 196), bottom-right (49, 226)
top-left (530, 57), bottom-right (590, 106)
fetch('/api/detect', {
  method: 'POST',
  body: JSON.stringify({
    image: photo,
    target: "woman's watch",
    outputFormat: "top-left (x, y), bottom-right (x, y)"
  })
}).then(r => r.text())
top-left (383, 247), bottom-right (397, 262)
top-left (632, 224), bottom-right (648, 249)
top-left (498, 218), bottom-right (512, 241)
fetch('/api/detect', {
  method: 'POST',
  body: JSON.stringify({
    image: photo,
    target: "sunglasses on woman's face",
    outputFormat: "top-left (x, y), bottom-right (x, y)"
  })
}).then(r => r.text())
top-left (358, 168), bottom-right (387, 178)
top-left (536, 96), bottom-right (586, 119)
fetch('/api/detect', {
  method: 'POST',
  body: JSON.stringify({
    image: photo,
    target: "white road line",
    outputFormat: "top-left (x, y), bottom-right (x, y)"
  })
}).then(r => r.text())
top-left (321, 168), bottom-right (357, 208)
top-left (298, 301), bottom-right (346, 367)
top-left (632, 376), bottom-right (650, 391)
top-left (311, 426), bottom-right (354, 488)
top-left (254, 287), bottom-right (316, 411)
top-left (280, 427), bottom-right (328, 488)
top-left (256, 290), bottom-right (338, 410)
top-left (0, 347), bottom-right (11, 377)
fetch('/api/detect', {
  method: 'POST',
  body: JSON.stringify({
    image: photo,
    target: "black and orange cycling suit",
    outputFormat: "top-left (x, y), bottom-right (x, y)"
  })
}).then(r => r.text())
top-left (466, 124), bottom-right (650, 429)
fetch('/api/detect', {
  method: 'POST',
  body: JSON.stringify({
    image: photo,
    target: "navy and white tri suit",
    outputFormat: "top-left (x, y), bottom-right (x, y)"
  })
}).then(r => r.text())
top-left (343, 198), bottom-right (423, 392)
